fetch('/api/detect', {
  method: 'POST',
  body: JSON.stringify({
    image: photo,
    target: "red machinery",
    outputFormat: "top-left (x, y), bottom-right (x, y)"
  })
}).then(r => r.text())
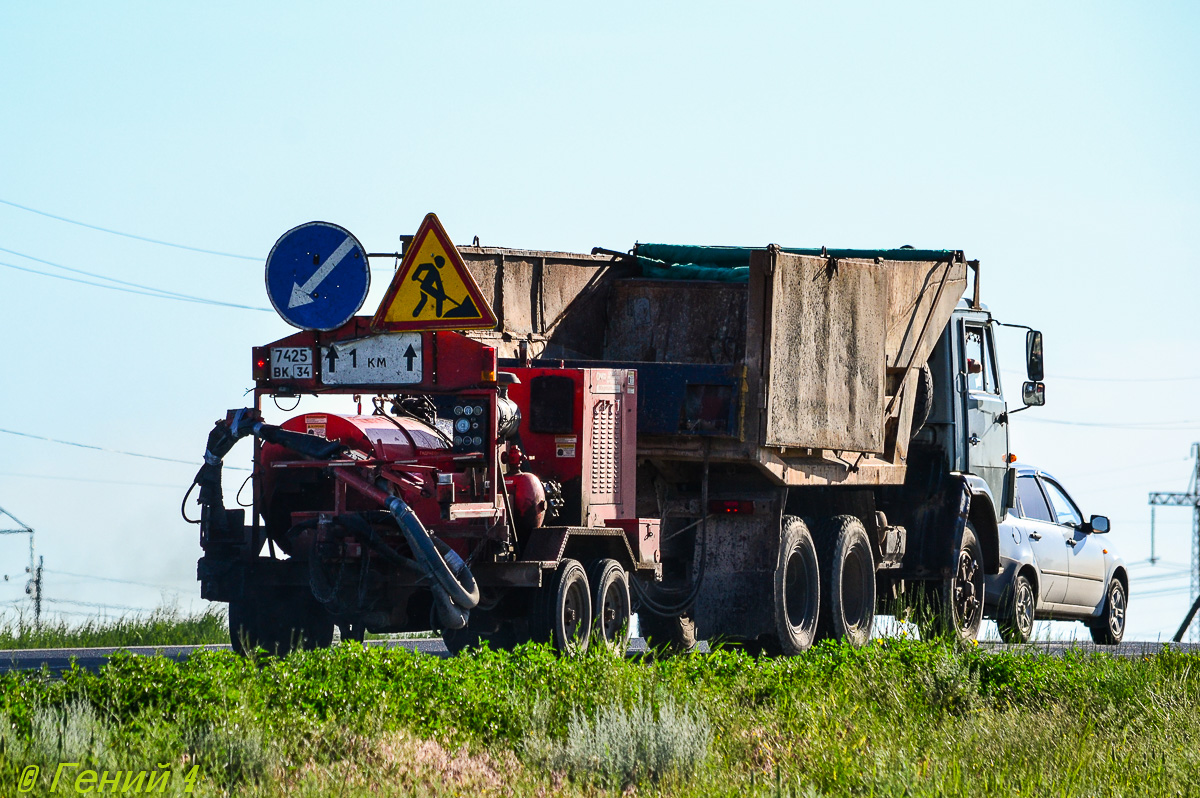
top-left (193, 325), bottom-right (658, 655)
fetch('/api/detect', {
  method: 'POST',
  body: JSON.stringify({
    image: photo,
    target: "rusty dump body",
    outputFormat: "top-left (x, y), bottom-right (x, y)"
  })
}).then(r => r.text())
top-left (455, 244), bottom-right (969, 487)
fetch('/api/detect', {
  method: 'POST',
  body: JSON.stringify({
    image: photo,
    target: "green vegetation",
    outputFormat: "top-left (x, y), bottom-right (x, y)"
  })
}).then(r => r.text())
top-left (1, 640), bottom-right (1198, 796)
top-left (0, 607), bottom-right (228, 650)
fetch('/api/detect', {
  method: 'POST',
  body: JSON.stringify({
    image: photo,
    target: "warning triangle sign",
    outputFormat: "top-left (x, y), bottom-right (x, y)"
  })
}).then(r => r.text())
top-left (371, 213), bottom-right (498, 332)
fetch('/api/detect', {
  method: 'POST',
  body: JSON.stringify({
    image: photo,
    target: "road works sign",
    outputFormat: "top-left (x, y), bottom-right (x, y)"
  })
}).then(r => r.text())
top-left (371, 213), bottom-right (497, 332)
top-left (266, 222), bottom-right (370, 331)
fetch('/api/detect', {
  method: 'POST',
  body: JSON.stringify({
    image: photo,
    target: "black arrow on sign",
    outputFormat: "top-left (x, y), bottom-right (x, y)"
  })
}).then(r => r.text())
top-left (403, 344), bottom-right (417, 371)
top-left (324, 347), bottom-right (338, 373)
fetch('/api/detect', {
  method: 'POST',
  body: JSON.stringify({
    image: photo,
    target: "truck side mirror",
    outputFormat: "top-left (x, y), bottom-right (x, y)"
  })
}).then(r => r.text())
top-left (1021, 381), bottom-right (1045, 407)
top-left (1026, 330), bottom-right (1044, 382)
top-left (1085, 515), bottom-right (1110, 534)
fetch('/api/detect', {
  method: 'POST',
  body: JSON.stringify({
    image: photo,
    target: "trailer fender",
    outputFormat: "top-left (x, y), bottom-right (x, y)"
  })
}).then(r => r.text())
top-left (961, 475), bottom-right (1001, 575)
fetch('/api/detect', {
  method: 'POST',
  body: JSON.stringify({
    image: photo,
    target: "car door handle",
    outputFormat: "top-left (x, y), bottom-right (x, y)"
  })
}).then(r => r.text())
top-left (1066, 538), bottom-right (1077, 547)
top-left (1028, 531), bottom-right (1042, 540)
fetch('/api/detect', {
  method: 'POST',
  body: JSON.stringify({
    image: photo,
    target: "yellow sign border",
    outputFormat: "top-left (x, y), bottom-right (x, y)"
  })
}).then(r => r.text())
top-left (370, 213), bottom-right (498, 332)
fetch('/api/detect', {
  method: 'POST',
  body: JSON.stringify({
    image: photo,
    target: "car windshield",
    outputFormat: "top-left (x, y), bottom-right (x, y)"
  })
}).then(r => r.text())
top-left (1017, 475), bottom-right (1054, 523)
top-left (1042, 479), bottom-right (1083, 527)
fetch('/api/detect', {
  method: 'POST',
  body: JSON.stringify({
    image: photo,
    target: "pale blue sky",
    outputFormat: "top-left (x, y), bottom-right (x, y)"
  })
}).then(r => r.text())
top-left (1, 2), bottom-right (1197, 640)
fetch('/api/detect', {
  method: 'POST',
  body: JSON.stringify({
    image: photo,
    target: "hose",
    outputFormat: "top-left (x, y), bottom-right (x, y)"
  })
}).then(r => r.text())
top-left (384, 494), bottom-right (480, 612)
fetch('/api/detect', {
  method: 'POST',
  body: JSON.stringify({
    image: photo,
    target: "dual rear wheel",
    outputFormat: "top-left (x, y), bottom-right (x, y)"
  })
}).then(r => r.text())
top-left (447, 557), bottom-right (633, 655)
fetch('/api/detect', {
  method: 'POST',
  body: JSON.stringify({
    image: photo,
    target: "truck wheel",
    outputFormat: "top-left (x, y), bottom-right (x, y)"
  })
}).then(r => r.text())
top-left (1088, 578), bottom-right (1126, 645)
top-left (534, 559), bottom-right (591, 654)
top-left (768, 516), bottom-right (820, 655)
top-left (638, 612), bottom-right (697, 655)
top-left (911, 364), bottom-right (934, 436)
top-left (997, 573), bottom-right (1036, 644)
top-left (587, 559), bottom-right (632, 652)
top-left (815, 515), bottom-right (876, 647)
top-left (918, 524), bottom-right (985, 643)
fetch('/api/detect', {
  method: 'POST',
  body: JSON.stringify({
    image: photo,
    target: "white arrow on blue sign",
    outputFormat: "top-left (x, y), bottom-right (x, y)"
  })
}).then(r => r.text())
top-left (265, 221), bottom-right (370, 331)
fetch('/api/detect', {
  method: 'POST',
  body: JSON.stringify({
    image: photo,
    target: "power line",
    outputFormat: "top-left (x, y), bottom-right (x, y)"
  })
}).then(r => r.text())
top-left (0, 472), bottom-right (184, 489)
top-left (0, 197), bottom-right (260, 261)
top-left (1023, 417), bottom-right (1200, 430)
top-left (0, 245), bottom-right (270, 310)
top-left (0, 427), bottom-right (249, 471)
top-left (43, 597), bottom-right (156, 613)
top-left (0, 258), bottom-right (271, 312)
top-left (1002, 368), bottom-right (1200, 383)
top-left (44, 568), bottom-right (181, 592)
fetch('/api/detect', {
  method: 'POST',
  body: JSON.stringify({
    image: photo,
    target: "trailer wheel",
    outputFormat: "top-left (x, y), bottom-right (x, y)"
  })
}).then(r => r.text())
top-left (765, 516), bottom-right (820, 655)
top-left (533, 559), bottom-right (591, 654)
top-left (917, 523), bottom-right (985, 643)
top-left (587, 559), bottom-right (632, 652)
top-left (815, 515), bottom-right (876, 647)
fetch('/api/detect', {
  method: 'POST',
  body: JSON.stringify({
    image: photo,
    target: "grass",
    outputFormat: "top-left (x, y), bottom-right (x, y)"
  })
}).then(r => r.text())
top-left (0, 639), bottom-right (1198, 796)
top-left (0, 606), bottom-right (228, 650)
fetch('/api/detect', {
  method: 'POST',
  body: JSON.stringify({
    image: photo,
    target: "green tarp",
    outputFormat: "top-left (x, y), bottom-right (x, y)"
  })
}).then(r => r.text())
top-left (634, 243), bottom-right (958, 283)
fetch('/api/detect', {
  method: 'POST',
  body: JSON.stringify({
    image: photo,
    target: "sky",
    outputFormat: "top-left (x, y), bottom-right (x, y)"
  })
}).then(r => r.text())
top-left (0, 2), bottom-right (1197, 642)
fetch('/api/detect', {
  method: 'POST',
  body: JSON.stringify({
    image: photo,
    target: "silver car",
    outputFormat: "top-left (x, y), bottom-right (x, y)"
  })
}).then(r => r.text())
top-left (984, 465), bottom-right (1128, 644)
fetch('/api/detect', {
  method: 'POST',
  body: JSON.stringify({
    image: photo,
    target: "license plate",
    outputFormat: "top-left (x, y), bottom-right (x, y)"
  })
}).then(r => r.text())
top-left (270, 347), bottom-right (313, 379)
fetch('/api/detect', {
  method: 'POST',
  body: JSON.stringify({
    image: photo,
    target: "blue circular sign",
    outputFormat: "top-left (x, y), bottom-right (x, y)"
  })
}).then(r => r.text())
top-left (265, 221), bottom-right (370, 331)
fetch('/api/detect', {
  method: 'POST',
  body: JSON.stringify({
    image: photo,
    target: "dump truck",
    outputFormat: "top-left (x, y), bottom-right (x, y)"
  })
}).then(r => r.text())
top-left (191, 235), bottom-right (1047, 655)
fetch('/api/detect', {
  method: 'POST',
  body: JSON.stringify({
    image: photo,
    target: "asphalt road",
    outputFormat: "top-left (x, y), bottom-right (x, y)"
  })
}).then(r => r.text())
top-left (3, 638), bottom-right (1198, 675)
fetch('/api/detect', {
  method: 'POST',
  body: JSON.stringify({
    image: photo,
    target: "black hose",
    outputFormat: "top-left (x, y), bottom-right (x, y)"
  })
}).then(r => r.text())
top-left (384, 495), bottom-right (480, 611)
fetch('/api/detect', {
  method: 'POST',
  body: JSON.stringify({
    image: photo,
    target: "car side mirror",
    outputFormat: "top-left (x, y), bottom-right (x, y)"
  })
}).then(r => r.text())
top-left (1021, 381), bottom-right (1045, 407)
top-left (1085, 515), bottom-right (1110, 534)
top-left (1026, 330), bottom-right (1044, 382)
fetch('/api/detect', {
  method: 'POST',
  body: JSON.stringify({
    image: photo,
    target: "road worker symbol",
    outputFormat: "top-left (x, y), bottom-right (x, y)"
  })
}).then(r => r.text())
top-left (372, 213), bottom-right (497, 332)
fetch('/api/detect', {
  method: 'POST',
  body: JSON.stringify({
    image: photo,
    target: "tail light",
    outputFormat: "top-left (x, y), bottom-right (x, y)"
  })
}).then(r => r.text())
top-left (709, 500), bottom-right (754, 515)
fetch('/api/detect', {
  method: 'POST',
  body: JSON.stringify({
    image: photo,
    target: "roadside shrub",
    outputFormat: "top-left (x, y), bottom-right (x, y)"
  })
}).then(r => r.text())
top-left (2, 700), bottom-right (110, 767)
top-left (531, 697), bottom-right (711, 786)
top-left (183, 721), bottom-right (269, 785)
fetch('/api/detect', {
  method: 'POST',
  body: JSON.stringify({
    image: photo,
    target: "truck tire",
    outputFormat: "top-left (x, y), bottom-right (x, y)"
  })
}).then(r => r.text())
top-left (1088, 578), bottom-right (1126, 645)
top-left (814, 515), bottom-right (876, 647)
top-left (533, 559), bottom-right (591, 654)
top-left (997, 573), bottom-right (1036, 644)
top-left (917, 523), bottom-right (985, 643)
top-left (911, 364), bottom-right (934, 436)
top-left (638, 612), bottom-right (696, 655)
top-left (766, 515), bottom-right (821, 655)
top-left (587, 559), bottom-right (632, 652)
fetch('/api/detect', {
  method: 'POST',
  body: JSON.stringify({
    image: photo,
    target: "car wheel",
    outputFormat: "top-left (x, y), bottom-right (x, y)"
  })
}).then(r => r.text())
top-left (998, 573), bottom-right (1036, 644)
top-left (1089, 578), bottom-right (1126, 645)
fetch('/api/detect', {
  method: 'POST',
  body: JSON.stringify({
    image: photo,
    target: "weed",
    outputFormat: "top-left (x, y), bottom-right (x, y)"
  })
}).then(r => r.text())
top-left (0, 606), bottom-right (228, 650)
top-left (529, 696), bottom-right (711, 786)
